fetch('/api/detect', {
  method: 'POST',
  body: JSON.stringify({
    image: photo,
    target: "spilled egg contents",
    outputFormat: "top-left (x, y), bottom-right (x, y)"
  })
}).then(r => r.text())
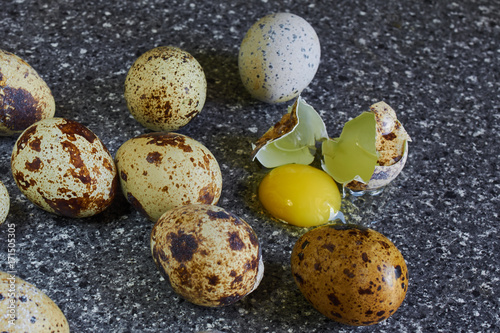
top-left (291, 224), bottom-right (408, 326)
top-left (239, 13), bottom-right (321, 104)
top-left (258, 164), bottom-right (341, 228)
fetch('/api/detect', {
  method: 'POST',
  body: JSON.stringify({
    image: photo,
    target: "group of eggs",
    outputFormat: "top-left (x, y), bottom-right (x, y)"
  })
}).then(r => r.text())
top-left (0, 12), bottom-right (410, 330)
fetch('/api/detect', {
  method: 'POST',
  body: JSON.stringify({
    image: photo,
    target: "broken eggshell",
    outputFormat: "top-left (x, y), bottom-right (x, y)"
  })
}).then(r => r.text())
top-left (322, 101), bottom-right (411, 194)
top-left (251, 96), bottom-right (328, 168)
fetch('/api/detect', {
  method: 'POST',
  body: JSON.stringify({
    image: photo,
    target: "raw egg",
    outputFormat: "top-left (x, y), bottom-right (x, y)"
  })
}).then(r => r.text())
top-left (258, 163), bottom-right (341, 228)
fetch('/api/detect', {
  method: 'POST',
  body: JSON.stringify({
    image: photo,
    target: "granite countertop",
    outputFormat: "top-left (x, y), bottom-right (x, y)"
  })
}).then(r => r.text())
top-left (0, 0), bottom-right (499, 332)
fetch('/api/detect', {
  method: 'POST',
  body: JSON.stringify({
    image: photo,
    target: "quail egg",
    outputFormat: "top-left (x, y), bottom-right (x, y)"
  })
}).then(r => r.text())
top-left (124, 46), bottom-right (207, 131)
top-left (0, 49), bottom-right (56, 136)
top-left (291, 224), bottom-right (408, 326)
top-left (239, 13), bottom-right (321, 103)
top-left (115, 132), bottom-right (222, 222)
top-left (0, 180), bottom-right (9, 225)
top-left (0, 271), bottom-right (70, 332)
top-left (11, 117), bottom-right (118, 218)
top-left (151, 204), bottom-right (264, 307)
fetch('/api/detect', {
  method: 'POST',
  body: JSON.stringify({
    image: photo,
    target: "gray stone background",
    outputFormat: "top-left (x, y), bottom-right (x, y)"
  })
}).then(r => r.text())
top-left (0, 0), bottom-right (498, 332)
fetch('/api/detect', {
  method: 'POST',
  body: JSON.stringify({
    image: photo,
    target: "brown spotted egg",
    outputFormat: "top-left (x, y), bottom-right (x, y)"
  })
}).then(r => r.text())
top-left (0, 49), bottom-right (56, 136)
top-left (11, 117), bottom-right (118, 218)
top-left (0, 271), bottom-right (70, 332)
top-left (151, 204), bottom-right (264, 307)
top-left (124, 46), bottom-right (207, 131)
top-left (115, 132), bottom-right (222, 222)
top-left (291, 224), bottom-right (408, 326)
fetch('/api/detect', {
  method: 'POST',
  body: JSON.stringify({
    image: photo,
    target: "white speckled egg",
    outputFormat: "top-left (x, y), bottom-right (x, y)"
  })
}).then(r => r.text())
top-left (11, 117), bottom-right (118, 218)
top-left (124, 46), bottom-right (207, 131)
top-left (239, 13), bottom-right (321, 104)
top-left (0, 180), bottom-right (9, 225)
top-left (115, 132), bottom-right (222, 222)
top-left (151, 204), bottom-right (264, 307)
top-left (0, 49), bottom-right (56, 136)
top-left (0, 271), bottom-right (70, 332)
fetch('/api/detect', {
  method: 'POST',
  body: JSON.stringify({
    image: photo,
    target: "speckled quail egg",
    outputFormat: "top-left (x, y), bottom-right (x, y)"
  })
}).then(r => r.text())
top-left (0, 271), bottom-right (70, 332)
top-left (291, 224), bottom-right (408, 326)
top-left (0, 49), bottom-right (56, 136)
top-left (239, 13), bottom-right (321, 104)
top-left (0, 180), bottom-right (9, 225)
top-left (11, 117), bottom-right (118, 218)
top-left (151, 204), bottom-right (264, 307)
top-left (124, 46), bottom-right (207, 131)
top-left (115, 132), bottom-right (222, 222)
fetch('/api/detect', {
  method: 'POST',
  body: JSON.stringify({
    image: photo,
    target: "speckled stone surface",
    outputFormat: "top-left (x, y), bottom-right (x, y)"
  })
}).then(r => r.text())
top-left (0, 0), bottom-right (499, 332)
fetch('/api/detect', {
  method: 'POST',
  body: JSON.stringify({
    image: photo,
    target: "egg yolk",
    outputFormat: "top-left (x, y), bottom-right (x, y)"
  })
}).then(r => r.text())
top-left (258, 164), bottom-right (341, 228)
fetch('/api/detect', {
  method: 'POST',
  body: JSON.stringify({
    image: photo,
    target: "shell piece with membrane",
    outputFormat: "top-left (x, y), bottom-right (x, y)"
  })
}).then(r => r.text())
top-left (251, 96), bottom-right (328, 168)
top-left (322, 101), bottom-right (411, 192)
top-left (321, 112), bottom-right (379, 185)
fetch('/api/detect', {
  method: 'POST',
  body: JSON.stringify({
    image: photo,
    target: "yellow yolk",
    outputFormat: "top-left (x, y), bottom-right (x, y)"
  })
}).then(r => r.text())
top-left (258, 164), bottom-right (341, 228)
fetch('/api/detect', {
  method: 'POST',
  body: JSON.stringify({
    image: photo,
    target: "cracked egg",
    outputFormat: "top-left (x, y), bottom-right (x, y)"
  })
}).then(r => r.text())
top-left (322, 101), bottom-right (411, 194)
top-left (251, 96), bottom-right (328, 168)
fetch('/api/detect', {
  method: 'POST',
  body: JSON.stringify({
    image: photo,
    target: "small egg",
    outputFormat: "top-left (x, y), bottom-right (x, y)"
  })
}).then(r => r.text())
top-left (115, 132), bottom-right (222, 222)
top-left (291, 224), bottom-right (408, 326)
top-left (239, 13), bottom-right (321, 103)
top-left (0, 180), bottom-right (9, 225)
top-left (151, 204), bottom-right (264, 307)
top-left (0, 49), bottom-right (56, 136)
top-left (0, 271), bottom-right (70, 332)
top-left (124, 46), bottom-right (207, 131)
top-left (11, 117), bottom-right (118, 218)
top-left (259, 164), bottom-right (341, 228)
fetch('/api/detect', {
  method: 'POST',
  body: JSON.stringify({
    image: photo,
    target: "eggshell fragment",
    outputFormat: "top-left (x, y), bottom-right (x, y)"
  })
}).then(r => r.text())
top-left (239, 13), bottom-right (321, 103)
top-left (0, 49), bottom-right (56, 136)
top-left (0, 271), bottom-right (70, 332)
top-left (11, 117), bottom-right (118, 218)
top-left (251, 96), bottom-right (328, 168)
top-left (124, 46), bottom-right (207, 131)
top-left (0, 180), bottom-right (9, 225)
top-left (151, 204), bottom-right (264, 307)
top-left (346, 102), bottom-right (411, 192)
top-left (115, 132), bottom-right (222, 222)
top-left (291, 224), bottom-right (408, 326)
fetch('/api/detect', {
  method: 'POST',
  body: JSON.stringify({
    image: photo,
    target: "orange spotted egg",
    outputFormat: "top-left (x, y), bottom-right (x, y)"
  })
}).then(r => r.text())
top-left (291, 224), bottom-right (408, 326)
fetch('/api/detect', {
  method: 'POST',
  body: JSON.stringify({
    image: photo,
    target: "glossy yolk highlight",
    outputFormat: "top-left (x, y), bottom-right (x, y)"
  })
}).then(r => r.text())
top-left (258, 164), bottom-right (341, 228)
